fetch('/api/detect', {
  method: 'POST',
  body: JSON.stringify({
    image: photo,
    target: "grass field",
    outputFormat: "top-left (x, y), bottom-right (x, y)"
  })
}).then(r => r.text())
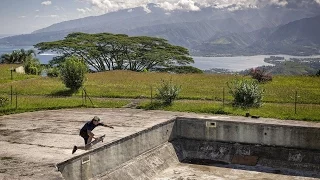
top-left (0, 64), bottom-right (320, 121)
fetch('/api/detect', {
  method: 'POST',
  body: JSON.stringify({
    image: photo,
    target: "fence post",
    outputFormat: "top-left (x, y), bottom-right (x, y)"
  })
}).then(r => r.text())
top-left (222, 87), bottom-right (225, 108)
top-left (82, 88), bottom-right (94, 107)
top-left (11, 85), bottom-right (13, 106)
top-left (15, 91), bottom-right (18, 110)
top-left (84, 88), bottom-right (87, 106)
top-left (150, 86), bottom-right (153, 103)
top-left (294, 90), bottom-right (297, 114)
top-left (11, 67), bottom-right (13, 80)
top-left (82, 88), bottom-right (84, 106)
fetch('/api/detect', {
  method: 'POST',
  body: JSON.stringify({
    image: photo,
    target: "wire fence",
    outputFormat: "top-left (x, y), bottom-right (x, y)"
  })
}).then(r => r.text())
top-left (0, 87), bottom-right (95, 111)
top-left (0, 84), bottom-right (319, 116)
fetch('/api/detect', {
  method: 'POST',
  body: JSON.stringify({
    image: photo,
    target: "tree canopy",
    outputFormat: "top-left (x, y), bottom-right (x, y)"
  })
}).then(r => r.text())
top-left (34, 32), bottom-right (194, 72)
top-left (0, 49), bottom-right (36, 64)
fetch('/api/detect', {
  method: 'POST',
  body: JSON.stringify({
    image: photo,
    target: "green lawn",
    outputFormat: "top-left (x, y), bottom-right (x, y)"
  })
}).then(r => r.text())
top-left (1, 65), bottom-right (320, 121)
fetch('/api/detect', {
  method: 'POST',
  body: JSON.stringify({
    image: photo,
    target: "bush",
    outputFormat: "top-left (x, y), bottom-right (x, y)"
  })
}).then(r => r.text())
top-left (60, 56), bottom-right (88, 92)
top-left (155, 66), bottom-right (203, 74)
top-left (156, 79), bottom-right (181, 105)
top-left (24, 58), bottom-right (42, 75)
top-left (248, 68), bottom-right (272, 83)
top-left (316, 70), bottom-right (320, 77)
top-left (228, 79), bottom-right (264, 108)
top-left (47, 67), bottom-right (60, 77)
top-left (0, 96), bottom-right (9, 107)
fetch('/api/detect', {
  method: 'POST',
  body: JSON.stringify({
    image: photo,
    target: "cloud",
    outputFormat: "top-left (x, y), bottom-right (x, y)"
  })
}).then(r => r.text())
top-left (19, 16), bottom-right (27, 18)
top-left (77, 8), bottom-right (92, 13)
top-left (159, 0), bottom-right (200, 11)
top-left (41, 1), bottom-right (52, 5)
top-left (83, 0), bottom-right (318, 13)
top-left (35, 15), bottom-right (59, 18)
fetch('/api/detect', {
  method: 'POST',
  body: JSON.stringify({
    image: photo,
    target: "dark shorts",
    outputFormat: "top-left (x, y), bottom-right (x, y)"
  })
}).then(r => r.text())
top-left (79, 130), bottom-right (89, 145)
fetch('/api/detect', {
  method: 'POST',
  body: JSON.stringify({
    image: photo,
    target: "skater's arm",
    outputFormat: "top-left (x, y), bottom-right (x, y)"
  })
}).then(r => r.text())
top-left (103, 124), bottom-right (114, 129)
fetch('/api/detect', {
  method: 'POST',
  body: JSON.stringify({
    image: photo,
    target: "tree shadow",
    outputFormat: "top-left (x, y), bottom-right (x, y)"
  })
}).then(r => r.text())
top-left (50, 89), bottom-right (76, 96)
top-left (141, 101), bottom-right (168, 110)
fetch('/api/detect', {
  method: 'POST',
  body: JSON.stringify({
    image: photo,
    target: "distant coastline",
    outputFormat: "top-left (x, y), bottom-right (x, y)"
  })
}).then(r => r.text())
top-left (1, 45), bottom-right (320, 72)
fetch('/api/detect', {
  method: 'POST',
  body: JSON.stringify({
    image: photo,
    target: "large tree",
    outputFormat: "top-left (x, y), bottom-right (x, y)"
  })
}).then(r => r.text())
top-left (34, 32), bottom-right (194, 72)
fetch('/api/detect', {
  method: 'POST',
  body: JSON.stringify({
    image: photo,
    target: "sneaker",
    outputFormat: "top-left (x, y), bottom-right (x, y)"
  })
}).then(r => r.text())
top-left (72, 146), bottom-right (77, 154)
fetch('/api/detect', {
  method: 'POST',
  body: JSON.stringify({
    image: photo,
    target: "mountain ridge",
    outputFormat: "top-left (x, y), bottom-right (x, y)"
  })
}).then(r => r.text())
top-left (0, 5), bottom-right (319, 56)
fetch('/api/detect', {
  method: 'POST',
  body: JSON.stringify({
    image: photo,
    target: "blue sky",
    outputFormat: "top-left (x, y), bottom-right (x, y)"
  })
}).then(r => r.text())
top-left (1, 0), bottom-right (320, 35)
top-left (0, 0), bottom-right (100, 34)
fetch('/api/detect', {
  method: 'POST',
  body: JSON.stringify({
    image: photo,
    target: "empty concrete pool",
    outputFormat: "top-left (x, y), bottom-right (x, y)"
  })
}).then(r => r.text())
top-left (57, 116), bottom-right (320, 180)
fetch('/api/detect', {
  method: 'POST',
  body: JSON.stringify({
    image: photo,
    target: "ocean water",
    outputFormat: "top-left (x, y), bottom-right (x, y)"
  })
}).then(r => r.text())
top-left (0, 45), bottom-right (57, 64)
top-left (1, 45), bottom-right (320, 71)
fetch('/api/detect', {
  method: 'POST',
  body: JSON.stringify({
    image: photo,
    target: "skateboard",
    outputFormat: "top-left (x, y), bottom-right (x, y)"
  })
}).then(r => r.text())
top-left (85, 134), bottom-right (106, 149)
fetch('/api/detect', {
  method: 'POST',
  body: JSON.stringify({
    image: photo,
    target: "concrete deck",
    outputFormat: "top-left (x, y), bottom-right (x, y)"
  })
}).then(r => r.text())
top-left (0, 108), bottom-right (320, 180)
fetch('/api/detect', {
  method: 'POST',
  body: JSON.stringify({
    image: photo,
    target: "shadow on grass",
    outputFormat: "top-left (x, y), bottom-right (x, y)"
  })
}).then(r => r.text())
top-left (139, 101), bottom-right (168, 110)
top-left (50, 89), bottom-right (77, 96)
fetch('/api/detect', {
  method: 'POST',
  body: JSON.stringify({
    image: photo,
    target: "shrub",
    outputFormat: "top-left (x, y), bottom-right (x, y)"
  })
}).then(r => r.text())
top-left (155, 66), bottom-right (203, 74)
top-left (316, 70), bottom-right (320, 77)
top-left (228, 79), bottom-right (264, 108)
top-left (156, 79), bottom-right (181, 105)
top-left (60, 56), bottom-right (88, 92)
top-left (0, 96), bottom-right (9, 107)
top-left (24, 58), bottom-right (42, 75)
top-left (248, 68), bottom-right (272, 83)
top-left (47, 67), bottom-right (60, 77)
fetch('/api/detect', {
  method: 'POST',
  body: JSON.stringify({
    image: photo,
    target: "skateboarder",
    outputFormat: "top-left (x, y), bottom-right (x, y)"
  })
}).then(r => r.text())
top-left (72, 116), bottom-right (114, 154)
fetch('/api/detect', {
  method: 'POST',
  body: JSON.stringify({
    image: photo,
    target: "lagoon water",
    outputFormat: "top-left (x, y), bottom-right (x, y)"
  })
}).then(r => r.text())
top-left (193, 55), bottom-right (320, 71)
top-left (0, 45), bottom-right (56, 64)
top-left (192, 55), bottom-right (273, 71)
top-left (1, 46), bottom-right (320, 71)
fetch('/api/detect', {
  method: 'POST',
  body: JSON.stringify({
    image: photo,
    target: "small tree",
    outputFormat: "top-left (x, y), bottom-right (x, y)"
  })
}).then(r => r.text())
top-left (248, 68), bottom-right (272, 83)
top-left (316, 70), bottom-right (320, 77)
top-left (60, 56), bottom-right (88, 92)
top-left (156, 79), bottom-right (181, 105)
top-left (24, 57), bottom-right (42, 75)
top-left (228, 79), bottom-right (264, 108)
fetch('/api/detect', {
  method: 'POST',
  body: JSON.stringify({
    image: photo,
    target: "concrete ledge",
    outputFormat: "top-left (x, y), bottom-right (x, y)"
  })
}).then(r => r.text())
top-left (96, 142), bottom-right (179, 180)
top-left (176, 117), bottom-right (320, 150)
top-left (56, 118), bottom-right (176, 180)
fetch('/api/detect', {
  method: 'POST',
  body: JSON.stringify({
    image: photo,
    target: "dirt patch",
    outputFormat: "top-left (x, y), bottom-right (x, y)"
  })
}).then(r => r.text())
top-left (25, 127), bottom-right (48, 133)
top-left (0, 156), bottom-right (14, 161)
top-left (0, 129), bottom-right (20, 136)
top-left (0, 156), bottom-right (58, 180)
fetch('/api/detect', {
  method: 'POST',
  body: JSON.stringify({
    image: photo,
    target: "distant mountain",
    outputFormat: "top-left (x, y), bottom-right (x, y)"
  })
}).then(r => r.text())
top-left (192, 27), bottom-right (277, 56)
top-left (125, 18), bottom-right (250, 48)
top-left (249, 15), bottom-right (320, 56)
top-left (0, 4), bottom-right (319, 56)
top-left (194, 15), bottom-right (320, 56)
top-left (0, 34), bottom-right (16, 39)
top-left (0, 31), bottom-right (69, 46)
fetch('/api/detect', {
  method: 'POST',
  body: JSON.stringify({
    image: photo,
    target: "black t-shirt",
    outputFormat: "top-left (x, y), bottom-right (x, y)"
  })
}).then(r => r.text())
top-left (80, 121), bottom-right (104, 133)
